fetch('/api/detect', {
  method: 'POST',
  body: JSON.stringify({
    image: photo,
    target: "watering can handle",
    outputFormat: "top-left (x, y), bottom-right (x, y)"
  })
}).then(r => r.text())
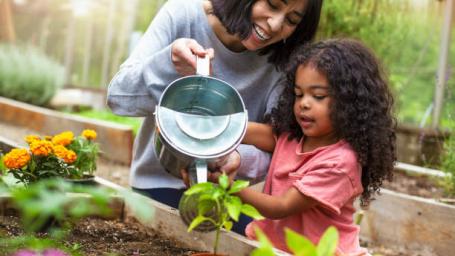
top-left (196, 55), bottom-right (210, 76)
top-left (188, 160), bottom-right (208, 185)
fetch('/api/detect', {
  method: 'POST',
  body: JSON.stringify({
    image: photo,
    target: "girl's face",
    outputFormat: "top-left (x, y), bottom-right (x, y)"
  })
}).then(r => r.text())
top-left (241, 0), bottom-right (306, 51)
top-left (293, 64), bottom-right (334, 141)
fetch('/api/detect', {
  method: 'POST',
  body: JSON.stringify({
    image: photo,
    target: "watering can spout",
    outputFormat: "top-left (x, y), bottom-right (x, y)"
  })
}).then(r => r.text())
top-left (188, 160), bottom-right (208, 185)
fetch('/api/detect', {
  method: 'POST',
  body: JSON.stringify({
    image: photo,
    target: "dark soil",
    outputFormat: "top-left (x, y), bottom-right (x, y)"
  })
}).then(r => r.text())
top-left (383, 170), bottom-right (454, 202)
top-left (0, 216), bottom-right (198, 256)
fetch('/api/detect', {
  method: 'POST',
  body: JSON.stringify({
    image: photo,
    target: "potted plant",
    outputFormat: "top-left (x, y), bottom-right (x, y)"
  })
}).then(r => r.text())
top-left (180, 173), bottom-right (263, 256)
top-left (0, 129), bottom-right (99, 186)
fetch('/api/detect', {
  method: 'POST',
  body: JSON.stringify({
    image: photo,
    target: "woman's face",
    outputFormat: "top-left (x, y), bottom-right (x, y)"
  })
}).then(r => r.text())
top-left (241, 0), bottom-right (306, 51)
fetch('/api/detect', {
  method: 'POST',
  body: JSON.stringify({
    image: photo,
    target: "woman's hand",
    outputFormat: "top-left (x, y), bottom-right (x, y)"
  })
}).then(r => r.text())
top-left (171, 38), bottom-right (214, 76)
top-left (180, 150), bottom-right (241, 187)
top-left (207, 150), bottom-right (241, 184)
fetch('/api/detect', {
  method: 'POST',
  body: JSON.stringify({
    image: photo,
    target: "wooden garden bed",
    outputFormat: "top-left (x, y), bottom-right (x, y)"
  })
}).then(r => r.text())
top-left (358, 163), bottom-right (455, 256)
top-left (0, 177), bottom-right (287, 256)
top-left (0, 96), bottom-right (134, 165)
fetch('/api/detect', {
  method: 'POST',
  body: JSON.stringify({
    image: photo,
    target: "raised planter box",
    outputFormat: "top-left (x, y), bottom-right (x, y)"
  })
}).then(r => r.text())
top-left (0, 96), bottom-right (134, 165)
top-left (358, 188), bottom-right (455, 256)
top-left (0, 135), bottom-right (20, 154)
top-left (396, 123), bottom-right (450, 168)
top-left (358, 163), bottom-right (454, 256)
top-left (0, 177), bottom-right (288, 256)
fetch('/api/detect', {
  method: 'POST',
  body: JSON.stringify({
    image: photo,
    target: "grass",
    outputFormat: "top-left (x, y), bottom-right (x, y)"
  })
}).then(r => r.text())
top-left (71, 110), bottom-right (142, 136)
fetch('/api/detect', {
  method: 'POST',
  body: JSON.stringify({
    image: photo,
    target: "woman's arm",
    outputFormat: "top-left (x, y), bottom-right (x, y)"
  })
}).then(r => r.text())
top-left (242, 122), bottom-right (276, 152)
top-left (238, 187), bottom-right (318, 219)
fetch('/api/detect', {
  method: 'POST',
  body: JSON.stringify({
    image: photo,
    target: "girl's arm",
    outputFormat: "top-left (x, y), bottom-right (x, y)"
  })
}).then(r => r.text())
top-left (242, 122), bottom-right (276, 152)
top-left (238, 187), bottom-right (318, 219)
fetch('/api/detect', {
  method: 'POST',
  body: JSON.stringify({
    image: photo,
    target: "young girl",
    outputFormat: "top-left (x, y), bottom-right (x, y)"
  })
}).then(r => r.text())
top-left (238, 38), bottom-right (396, 255)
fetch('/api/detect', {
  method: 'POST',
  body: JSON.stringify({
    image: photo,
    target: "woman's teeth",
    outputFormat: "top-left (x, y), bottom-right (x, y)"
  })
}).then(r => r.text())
top-left (254, 25), bottom-right (270, 41)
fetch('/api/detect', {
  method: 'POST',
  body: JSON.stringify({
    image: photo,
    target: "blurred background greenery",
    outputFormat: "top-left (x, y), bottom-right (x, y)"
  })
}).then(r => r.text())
top-left (0, 0), bottom-right (453, 130)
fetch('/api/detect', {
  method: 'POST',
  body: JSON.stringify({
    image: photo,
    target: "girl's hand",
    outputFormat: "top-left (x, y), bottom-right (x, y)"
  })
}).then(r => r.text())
top-left (180, 168), bottom-right (191, 188)
top-left (171, 38), bottom-right (214, 76)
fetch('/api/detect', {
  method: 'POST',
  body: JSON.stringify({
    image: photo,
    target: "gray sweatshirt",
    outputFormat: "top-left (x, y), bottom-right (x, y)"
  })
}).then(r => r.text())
top-left (107, 0), bottom-right (282, 189)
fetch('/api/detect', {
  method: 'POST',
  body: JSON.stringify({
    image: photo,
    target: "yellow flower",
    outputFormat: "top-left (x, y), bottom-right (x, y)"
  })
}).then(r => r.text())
top-left (25, 135), bottom-right (41, 144)
top-left (52, 131), bottom-right (74, 146)
top-left (3, 148), bottom-right (31, 169)
top-left (82, 129), bottom-right (97, 140)
top-left (30, 140), bottom-right (53, 156)
top-left (53, 145), bottom-right (77, 164)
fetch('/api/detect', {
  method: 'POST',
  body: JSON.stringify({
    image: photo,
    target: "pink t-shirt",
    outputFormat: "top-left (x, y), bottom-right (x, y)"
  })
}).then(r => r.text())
top-left (245, 134), bottom-right (368, 255)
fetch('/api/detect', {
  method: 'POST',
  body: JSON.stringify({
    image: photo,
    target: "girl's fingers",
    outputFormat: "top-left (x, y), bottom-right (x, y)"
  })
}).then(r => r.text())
top-left (180, 169), bottom-right (190, 188)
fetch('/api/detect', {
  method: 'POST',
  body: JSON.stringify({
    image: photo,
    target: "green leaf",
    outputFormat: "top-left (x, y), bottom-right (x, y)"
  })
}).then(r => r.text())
top-left (285, 228), bottom-right (317, 256)
top-left (225, 196), bottom-right (241, 221)
top-left (198, 198), bottom-right (216, 216)
top-left (219, 173), bottom-right (229, 190)
top-left (184, 182), bottom-right (213, 195)
top-left (251, 227), bottom-right (275, 256)
top-left (188, 215), bottom-right (209, 232)
top-left (316, 226), bottom-right (339, 256)
top-left (241, 204), bottom-right (264, 220)
top-left (228, 180), bottom-right (249, 194)
top-left (223, 220), bottom-right (233, 231)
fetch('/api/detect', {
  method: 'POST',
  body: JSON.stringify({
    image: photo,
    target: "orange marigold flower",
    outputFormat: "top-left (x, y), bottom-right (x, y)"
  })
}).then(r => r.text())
top-left (65, 150), bottom-right (77, 164)
top-left (3, 148), bottom-right (31, 169)
top-left (53, 145), bottom-right (77, 164)
top-left (82, 129), bottom-right (97, 140)
top-left (25, 135), bottom-right (41, 144)
top-left (52, 131), bottom-right (74, 146)
top-left (30, 140), bottom-right (53, 156)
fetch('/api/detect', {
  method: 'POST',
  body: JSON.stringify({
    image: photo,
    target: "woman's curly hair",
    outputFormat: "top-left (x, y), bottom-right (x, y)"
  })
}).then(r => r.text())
top-left (270, 38), bottom-right (397, 206)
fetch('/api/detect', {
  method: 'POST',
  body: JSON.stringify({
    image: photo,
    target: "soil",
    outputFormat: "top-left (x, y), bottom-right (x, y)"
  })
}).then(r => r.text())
top-left (0, 215), bottom-right (198, 256)
top-left (383, 170), bottom-right (454, 201)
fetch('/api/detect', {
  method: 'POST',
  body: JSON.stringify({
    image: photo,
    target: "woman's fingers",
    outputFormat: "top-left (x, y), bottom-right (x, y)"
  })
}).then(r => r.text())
top-left (171, 39), bottom-right (213, 76)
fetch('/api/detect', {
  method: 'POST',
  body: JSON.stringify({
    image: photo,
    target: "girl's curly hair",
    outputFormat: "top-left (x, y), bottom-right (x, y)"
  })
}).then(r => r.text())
top-left (270, 38), bottom-right (396, 206)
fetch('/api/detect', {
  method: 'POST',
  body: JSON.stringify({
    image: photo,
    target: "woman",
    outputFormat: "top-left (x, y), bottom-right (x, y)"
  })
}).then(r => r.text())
top-left (107, 0), bottom-right (323, 233)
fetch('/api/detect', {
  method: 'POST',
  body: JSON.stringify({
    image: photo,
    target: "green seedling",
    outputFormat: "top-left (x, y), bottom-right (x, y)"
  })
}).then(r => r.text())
top-left (183, 173), bottom-right (263, 255)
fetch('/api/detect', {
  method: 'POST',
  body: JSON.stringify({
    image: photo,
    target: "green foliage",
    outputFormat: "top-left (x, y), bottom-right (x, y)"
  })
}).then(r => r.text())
top-left (441, 131), bottom-right (455, 195)
top-left (251, 226), bottom-right (339, 256)
top-left (0, 44), bottom-right (64, 106)
top-left (0, 177), bottom-right (154, 254)
top-left (66, 135), bottom-right (99, 178)
top-left (183, 174), bottom-right (263, 255)
top-left (71, 110), bottom-right (142, 136)
top-left (319, 1), bottom-right (453, 127)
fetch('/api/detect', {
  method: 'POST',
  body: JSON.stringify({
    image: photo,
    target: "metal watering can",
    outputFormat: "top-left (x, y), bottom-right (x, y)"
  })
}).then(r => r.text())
top-left (153, 56), bottom-right (248, 231)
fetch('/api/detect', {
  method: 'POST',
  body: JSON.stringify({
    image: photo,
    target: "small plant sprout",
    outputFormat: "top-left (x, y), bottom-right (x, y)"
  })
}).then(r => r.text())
top-left (182, 173), bottom-right (263, 255)
top-left (251, 226), bottom-right (339, 256)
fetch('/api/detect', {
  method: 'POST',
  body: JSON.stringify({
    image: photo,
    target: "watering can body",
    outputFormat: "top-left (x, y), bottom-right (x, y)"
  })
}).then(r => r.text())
top-left (153, 57), bottom-right (248, 185)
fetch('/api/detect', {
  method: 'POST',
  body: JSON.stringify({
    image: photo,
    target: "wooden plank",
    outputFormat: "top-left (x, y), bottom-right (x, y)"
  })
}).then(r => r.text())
top-left (0, 96), bottom-right (133, 165)
top-left (0, 0), bottom-right (16, 42)
top-left (358, 189), bottom-right (455, 256)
